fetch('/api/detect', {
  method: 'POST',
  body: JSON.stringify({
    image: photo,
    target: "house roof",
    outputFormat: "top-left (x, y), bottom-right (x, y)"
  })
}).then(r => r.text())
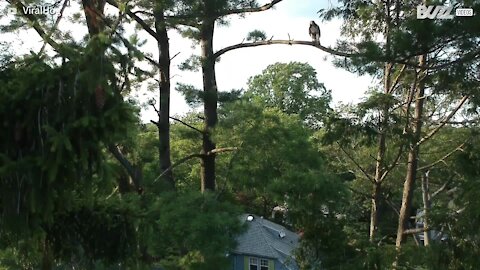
top-left (233, 214), bottom-right (299, 268)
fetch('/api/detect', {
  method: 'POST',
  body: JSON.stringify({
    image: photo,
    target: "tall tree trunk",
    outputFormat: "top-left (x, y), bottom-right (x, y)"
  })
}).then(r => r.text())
top-left (82, 0), bottom-right (105, 36)
top-left (154, 7), bottom-right (174, 189)
top-left (395, 54), bottom-right (427, 248)
top-left (370, 62), bottom-right (391, 242)
top-left (421, 170), bottom-right (431, 246)
top-left (369, 181), bottom-right (382, 241)
top-left (370, 0), bottom-right (393, 241)
top-left (200, 17), bottom-right (218, 192)
top-left (41, 238), bottom-right (53, 270)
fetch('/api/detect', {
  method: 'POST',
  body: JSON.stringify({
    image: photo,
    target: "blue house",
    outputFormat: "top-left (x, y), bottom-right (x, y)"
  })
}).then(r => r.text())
top-left (230, 214), bottom-right (300, 270)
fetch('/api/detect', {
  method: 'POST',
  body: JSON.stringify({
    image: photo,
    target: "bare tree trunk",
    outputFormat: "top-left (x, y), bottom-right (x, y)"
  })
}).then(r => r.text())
top-left (82, 0), bottom-right (105, 36)
top-left (154, 7), bottom-right (174, 189)
top-left (200, 16), bottom-right (218, 192)
top-left (421, 170), bottom-right (431, 246)
top-left (370, 181), bottom-right (382, 241)
top-left (395, 54), bottom-right (427, 249)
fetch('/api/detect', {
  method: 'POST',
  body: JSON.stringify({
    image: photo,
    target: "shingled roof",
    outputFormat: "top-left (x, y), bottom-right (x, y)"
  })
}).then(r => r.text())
top-left (233, 214), bottom-right (299, 268)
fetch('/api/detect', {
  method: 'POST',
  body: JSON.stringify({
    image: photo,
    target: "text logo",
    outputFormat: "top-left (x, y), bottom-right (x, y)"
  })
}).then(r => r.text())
top-left (417, 5), bottom-right (454, 19)
top-left (7, 0), bottom-right (70, 16)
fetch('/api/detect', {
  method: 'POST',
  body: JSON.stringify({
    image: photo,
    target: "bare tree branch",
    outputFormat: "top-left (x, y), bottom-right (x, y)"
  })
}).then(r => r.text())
top-left (153, 153), bottom-right (203, 183)
top-left (418, 142), bottom-right (466, 171)
top-left (404, 227), bottom-right (429, 235)
top-left (337, 143), bottom-right (375, 184)
top-left (153, 147), bottom-right (238, 183)
top-left (388, 64), bottom-right (406, 93)
top-left (431, 181), bottom-right (450, 199)
top-left (214, 40), bottom-right (357, 59)
top-left (417, 96), bottom-right (469, 147)
top-left (214, 40), bottom-right (480, 70)
top-left (105, 0), bottom-right (159, 41)
top-left (380, 142), bottom-right (405, 183)
top-left (384, 197), bottom-right (400, 217)
top-left (169, 116), bottom-right (204, 134)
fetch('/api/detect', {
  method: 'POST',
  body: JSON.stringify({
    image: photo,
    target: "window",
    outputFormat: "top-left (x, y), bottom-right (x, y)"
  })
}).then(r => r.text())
top-left (249, 257), bottom-right (258, 270)
top-left (249, 257), bottom-right (270, 270)
top-left (260, 259), bottom-right (269, 270)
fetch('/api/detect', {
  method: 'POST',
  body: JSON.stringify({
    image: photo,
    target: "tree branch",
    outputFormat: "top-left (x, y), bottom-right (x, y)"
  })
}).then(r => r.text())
top-left (431, 180), bottom-right (450, 199)
top-left (417, 142), bottom-right (466, 171)
top-left (380, 142), bottom-right (405, 183)
top-left (337, 143), bottom-right (375, 184)
top-left (218, 0), bottom-right (284, 16)
top-left (207, 147), bottom-right (238, 155)
top-left (388, 64), bottom-right (406, 94)
top-left (153, 153), bottom-right (202, 183)
top-left (105, 0), bottom-right (159, 41)
top-left (169, 116), bottom-right (204, 134)
top-left (37, 0), bottom-right (70, 56)
top-left (108, 144), bottom-right (142, 191)
top-left (153, 147), bottom-right (238, 183)
top-left (214, 40), bottom-right (480, 70)
top-left (404, 227), bottom-right (429, 235)
top-left (213, 40), bottom-right (357, 59)
top-left (417, 96), bottom-right (469, 147)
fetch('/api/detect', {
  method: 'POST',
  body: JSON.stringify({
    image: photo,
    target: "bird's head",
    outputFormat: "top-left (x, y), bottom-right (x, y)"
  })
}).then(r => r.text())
top-left (310, 20), bottom-right (316, 25)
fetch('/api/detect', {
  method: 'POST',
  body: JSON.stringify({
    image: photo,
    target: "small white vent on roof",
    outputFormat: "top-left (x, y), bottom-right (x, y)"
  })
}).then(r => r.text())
top-left (246, 215), bottom-right (254, 221)
top-left (279, 231), bottom-right (286, 238)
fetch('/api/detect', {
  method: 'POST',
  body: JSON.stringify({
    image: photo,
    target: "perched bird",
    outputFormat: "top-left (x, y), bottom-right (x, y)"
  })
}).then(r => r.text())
top-left (309, 20), bottom-right (321, 44)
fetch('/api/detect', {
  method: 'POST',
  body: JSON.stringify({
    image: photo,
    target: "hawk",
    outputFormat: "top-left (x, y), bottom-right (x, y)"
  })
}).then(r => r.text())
top-left (309, 21), bottom-right (321, 44)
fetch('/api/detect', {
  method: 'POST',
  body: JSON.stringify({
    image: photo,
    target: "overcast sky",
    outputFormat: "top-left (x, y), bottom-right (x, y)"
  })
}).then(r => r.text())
top-left (1, 0), bottom-right (376, 122)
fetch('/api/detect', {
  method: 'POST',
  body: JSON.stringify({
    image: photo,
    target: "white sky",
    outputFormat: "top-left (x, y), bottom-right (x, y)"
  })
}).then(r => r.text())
top-left (1, 0), bottom-right (376, 122)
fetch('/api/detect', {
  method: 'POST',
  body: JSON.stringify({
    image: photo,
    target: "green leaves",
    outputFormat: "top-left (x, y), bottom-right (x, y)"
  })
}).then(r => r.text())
top-left (246, 30), bottom-right (266, 42)
top-left (246, 62), bottom-right (332, 128)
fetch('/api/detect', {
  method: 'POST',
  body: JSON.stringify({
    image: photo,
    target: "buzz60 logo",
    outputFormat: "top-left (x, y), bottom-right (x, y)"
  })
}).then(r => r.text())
top-left (417, 5), bottom-right (454, 19)
top-left (417, 5), bottom-right (474, 19)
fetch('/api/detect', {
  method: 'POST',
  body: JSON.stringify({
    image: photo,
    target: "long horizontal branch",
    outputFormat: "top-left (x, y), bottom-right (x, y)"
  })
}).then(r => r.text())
top-left (404, 227), bottom-right (429, 235)
top-left (214, 40), bottom-right (358, 59)
top-left (214, 39), bottom-right (480, 70)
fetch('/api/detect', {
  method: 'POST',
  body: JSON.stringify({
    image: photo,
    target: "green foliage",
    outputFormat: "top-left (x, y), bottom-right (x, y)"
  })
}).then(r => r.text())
top-left (246, 62), bottom-right (332, 128)
top-left (179, 55), bottom-right (202, 72)
top-left (0, 52), bottom-right (137, 267)
top-left (246, 30), bottom-right (266, 42)
top-left (216, 100), bottom-right (350, 267)
top-left (146, 191), bottom-right (243, 270)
